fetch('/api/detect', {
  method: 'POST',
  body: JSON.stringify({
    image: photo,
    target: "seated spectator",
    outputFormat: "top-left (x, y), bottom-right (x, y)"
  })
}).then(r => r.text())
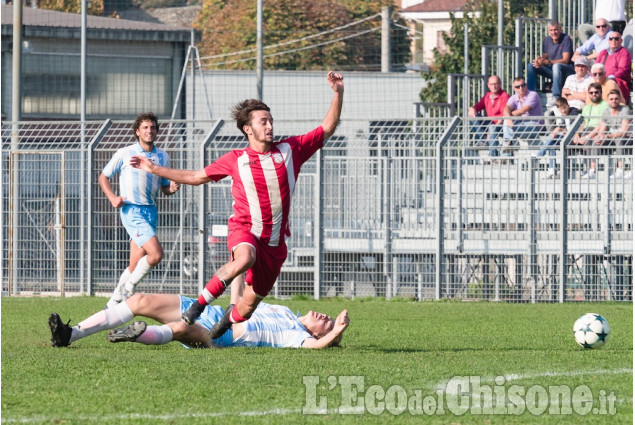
top-left (588, 63), bottom-right (626, 104)
top-left (536, 97), bottom-right (581, 178)
top-left (468, 75), bottom-right (510, 148)
top-left (527, 20), bottom-right (574, 107)
top-left (572, 18), bottom-right (611, 62)
top-left (497, 77), bottom-right (544, 157)
top-left (572, 83), bottom-right (610, 178)
top-left (561, 57), bottom-right (593, 111)
top-left (578, 1), bottom-right (627, 43)
top-left (595, 31), bottom-right (632, 102)
top-left (593, 89), bottom-right (632, 178)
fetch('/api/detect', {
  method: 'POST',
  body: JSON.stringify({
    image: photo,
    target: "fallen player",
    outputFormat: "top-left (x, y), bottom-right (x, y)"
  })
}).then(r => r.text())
top-left (48, 278), bottom-right (349, 349)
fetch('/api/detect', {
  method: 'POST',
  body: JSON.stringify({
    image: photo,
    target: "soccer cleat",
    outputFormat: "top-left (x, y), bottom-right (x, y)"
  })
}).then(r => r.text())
top-left (209, 304), bottom-right (235, 340)
top-left (107, 321), bottom-right (147, 343)
top-left (49, 313), bottom-right (72, 347)
top-left (181, 300), bottom-right (206, 325)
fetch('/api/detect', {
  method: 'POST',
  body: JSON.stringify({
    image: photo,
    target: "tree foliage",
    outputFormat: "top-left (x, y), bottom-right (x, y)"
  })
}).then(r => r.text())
top-left (420, 0), bottom-right (547, 103)
top-left (39, 0), bottom-right (104, 15)
top-left (195, 0), bottom-right (410, 71)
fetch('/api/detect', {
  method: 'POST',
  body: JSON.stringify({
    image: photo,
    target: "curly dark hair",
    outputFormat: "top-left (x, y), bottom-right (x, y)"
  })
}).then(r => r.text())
top-left (231, 100), bottom-right (270, 138)
top-left (132, 112), bottom-right (159, 140)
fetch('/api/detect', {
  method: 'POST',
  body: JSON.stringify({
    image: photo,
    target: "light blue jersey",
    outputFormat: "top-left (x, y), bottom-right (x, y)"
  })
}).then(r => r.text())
top-left (102, 143), bottom-right (171, 207)
top-left (179, 296), bottom-right (234, 348)
top-left (178, 297), bottom-right (312, 349)
top-left (232, 303), bottom-right (312, 348)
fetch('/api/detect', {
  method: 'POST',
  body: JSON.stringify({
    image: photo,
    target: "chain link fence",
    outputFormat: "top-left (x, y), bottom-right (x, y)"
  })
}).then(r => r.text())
top-left (2, 116), bottom-right (631, 302)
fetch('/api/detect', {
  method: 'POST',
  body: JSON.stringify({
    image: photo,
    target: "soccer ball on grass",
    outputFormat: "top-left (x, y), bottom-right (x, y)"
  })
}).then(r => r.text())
top-left (572, 313), bottom-right (610, 349)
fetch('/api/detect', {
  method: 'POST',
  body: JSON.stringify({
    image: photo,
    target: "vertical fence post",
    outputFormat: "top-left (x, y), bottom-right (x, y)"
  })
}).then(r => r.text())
top-left (87, 119), bottom-right (112, 295)
top-left (198, 119), bottom-right (225, 294)
top-left (436, 117), bottom-right (461, 299)
top-left (313, 149), bottom-right (323, 301)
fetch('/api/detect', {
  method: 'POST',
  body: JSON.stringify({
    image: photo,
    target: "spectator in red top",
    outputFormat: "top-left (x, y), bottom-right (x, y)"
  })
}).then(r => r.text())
top-left (468, 75), bottom-right (510, 148)
top-left (596, 31), bottom-right (632, 101)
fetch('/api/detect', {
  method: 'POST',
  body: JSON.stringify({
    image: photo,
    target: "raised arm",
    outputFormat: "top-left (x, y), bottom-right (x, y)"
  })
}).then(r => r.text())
top-left (130, 156), bottom-right (211, 186)
top-left (321, 71), bottom-right (344, 140)
top-left (301, 310), bottom-right (350, 349)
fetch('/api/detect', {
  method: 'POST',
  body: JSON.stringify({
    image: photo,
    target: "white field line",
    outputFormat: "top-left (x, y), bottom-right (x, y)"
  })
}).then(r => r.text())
top-left (3, 369), bottom-right (632, 423)
top-left (434, 367), bottom-right (634, 393)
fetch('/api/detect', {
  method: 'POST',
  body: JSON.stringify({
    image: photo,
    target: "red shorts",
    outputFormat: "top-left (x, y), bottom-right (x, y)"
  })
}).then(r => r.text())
top-left (227, 229), bottom-right (287, 297)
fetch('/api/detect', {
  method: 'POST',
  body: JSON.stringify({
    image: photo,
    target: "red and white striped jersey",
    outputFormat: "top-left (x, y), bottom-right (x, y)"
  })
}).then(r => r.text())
top-left (205, 126), bottom-right (324, 247)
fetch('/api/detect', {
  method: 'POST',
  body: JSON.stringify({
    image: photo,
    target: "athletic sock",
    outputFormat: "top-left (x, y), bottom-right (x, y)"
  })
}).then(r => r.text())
top-left (117, 268), bottom-right (131, 288)
top-left (124, 256), bottom-right (152, 294)
top-left (230, 306), bottom-right (248, 323)
top-left (135, 325), bottom-right (173, 345)
top-left (70, 302), bottom-right (134, 343)
top-left (197, 276), bottom-right (228, 305)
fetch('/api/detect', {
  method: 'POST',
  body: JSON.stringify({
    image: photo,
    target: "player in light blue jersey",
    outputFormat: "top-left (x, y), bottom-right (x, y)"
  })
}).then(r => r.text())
top-left (99, 113), bottom-right (181, 309)
top-left (48, 276), bottom-right (350, 349)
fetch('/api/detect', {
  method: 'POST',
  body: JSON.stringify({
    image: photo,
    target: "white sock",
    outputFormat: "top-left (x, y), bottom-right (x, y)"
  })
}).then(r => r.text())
top-left (124, 256), bottom-right (152, 294)
top-left (118, 268), bottom-right (131, 288)
top-left (135, 325), bottom-right (173, 345)
top-left (70, 302), bottom-right (134, 343)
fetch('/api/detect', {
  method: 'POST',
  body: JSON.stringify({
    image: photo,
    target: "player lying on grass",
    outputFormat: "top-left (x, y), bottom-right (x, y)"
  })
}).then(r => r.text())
top-left (48, 277), bottom-right (349, 349)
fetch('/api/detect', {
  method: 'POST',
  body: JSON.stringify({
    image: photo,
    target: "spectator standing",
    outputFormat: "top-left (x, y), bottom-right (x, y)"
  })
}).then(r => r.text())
top-left (561, 57), bottom-right (594, 111)
top-left (496, 77), bottom-right (544, 158)
top-left (527, 20), bottom-right (575, 107)
top-left (572, 18), bottom-right (611, 62)
top-left (468, 75), bottom-right (510, 148)
top-left (572, 83), bottom-right (610, 179)
top-left (578, 0), bottom-right (627, 43)
top-left (588, 63), bottom-right (626, 104)
top-left (595, 31), bottom-right (632, 101)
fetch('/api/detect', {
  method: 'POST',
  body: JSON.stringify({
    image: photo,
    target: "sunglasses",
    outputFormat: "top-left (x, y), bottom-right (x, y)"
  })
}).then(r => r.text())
top-left (514, 83), bottom-right (527, 89)
top-left (609, 37), bottom-right (621, 41)
top-left (592, 72), bottom-right (604, 76)
top-left (588, 91), bottom-right (600, 95)
top-left (596, 24), bottom-right (608, 28)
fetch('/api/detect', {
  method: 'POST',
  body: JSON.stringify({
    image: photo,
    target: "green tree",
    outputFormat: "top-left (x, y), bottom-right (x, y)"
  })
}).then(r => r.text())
top-left (420, 0), bottom-right (545, 103)
top-left (195, 0), bottom-right (410, 71)
top-left (39, 0), bottom-right (104, 15)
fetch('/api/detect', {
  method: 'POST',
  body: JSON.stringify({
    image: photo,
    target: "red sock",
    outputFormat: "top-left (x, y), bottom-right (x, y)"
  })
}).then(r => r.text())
top-left (197, 276), bottom-right (227, 305)
top-left (230, 306), bottom-right (247, 323)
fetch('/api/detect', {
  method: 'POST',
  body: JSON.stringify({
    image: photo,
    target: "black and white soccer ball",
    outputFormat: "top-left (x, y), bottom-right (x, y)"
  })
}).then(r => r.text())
top-left (573, 313), bottom-right (610, 349)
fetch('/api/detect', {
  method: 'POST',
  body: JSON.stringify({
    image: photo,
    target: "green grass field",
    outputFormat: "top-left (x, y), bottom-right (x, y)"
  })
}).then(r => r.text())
top-left (1, 296), bottom-right (632, 424)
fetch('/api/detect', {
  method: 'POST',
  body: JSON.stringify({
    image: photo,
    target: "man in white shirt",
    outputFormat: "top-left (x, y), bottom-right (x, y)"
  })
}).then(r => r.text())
top-left (561, 57), bottom-right (594, 111)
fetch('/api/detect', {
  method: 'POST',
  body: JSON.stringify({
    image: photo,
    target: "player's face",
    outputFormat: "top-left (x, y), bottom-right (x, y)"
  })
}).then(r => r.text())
top-left (246, 110), bottom-right (274, 143)
top-left (136, 120), bottom-right (157, 144)
top-left (304, 310), bottom-right (335, 339)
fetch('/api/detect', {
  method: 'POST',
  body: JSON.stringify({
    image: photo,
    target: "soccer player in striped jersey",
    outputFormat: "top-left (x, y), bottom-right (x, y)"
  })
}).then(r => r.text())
top-left (48, 276), bottom-right (350, 349)
top-left (130, 71), bottom-right (344, 339)
top-left (99, 113), bottom-right (181, 309)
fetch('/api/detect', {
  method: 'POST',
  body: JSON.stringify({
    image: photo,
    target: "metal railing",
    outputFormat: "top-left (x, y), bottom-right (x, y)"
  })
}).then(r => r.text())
top-left (2, 117), bottom-right (632, 302)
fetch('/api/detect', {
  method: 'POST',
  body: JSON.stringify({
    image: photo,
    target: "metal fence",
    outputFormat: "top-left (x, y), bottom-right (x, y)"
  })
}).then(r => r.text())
top-left (2, 117), bottom-right (632, 302)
